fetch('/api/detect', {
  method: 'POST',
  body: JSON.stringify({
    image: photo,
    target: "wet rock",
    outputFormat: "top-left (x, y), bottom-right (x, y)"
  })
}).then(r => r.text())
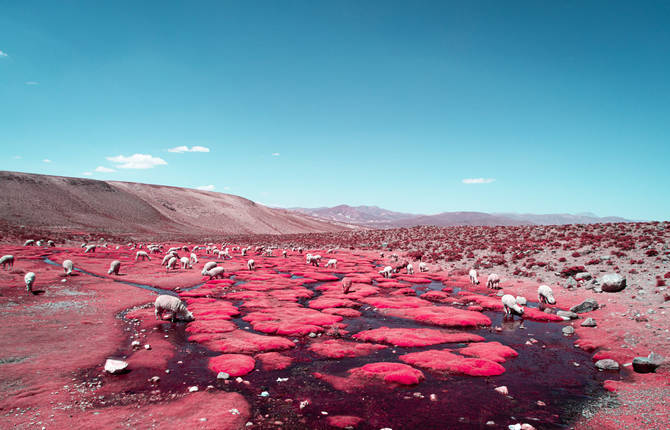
top-left (570, 299), bottom-right (599, 314)
top-left (566, 277), bottom-right (578, 288)
top-left (562, 326), bottom-right (575, 336)
top-left (104, 359), bottom-right (128, 374)
top-left (494, 386), bottom-right (508, 395)
top-left (557, 310), bottom-right (578, 320)
top-left (632, 353), bottom-right (663, 373)
top-left (581, 318), bottom-right (597, 327)
top-left (599, 273), bottom-right (626, 292)
top-left (595, 359), bottom-right (620, 371)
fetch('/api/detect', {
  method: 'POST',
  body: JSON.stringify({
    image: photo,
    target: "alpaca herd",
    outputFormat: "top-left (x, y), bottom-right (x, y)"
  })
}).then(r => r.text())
top-left (6, 240), bottom-right (558, 325)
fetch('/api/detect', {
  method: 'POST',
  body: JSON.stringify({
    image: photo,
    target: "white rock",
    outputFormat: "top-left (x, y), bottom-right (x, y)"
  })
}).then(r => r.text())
top-left (188, 386), bottom-right (199, 392)
top-left (104, 359), bottom-right (128, 374)
top-left (494, 386), bottom-right (508, 395)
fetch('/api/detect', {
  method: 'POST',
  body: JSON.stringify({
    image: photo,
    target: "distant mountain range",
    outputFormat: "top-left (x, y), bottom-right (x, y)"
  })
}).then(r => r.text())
top-left (288, 205), bottom-right (631, 227)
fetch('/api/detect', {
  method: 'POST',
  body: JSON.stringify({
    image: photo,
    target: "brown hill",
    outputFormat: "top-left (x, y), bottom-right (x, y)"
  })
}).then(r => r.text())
top-left (0, 171), bottom-right (350, 239)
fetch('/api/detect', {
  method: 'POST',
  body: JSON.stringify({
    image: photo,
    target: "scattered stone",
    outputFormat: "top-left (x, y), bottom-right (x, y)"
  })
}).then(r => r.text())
top-left (599, 273), bottom-right (626, 292)
top-left (570, 299), bottom-right (599, 314)
top-left (494, 386), bottom-right (508, 395)
top-left (581, 318), bottom-right (597, 327)
top-left (144, 344), bottom-right (151, 350)
top-left (131, 340), bottom-right (141, 349)
top-left (149, 376), bottom-right (160, 384)
top-left (188, 386), bottom-right (199, 392)
top-left (260, 391), bottom-right (269, 397)
top-left (104, 359), bottom-right (128, 374)
top-left (217, 372), bottom-right (230, 380)
top-left (557, 310), bottom-right (578, 320)
top-left (566, 277), bottom-right (578, 288)
top-left (575, 272), bottom-right (592, 281)
top-left (562, 326), bottom-right (575, 336)
top-left (595, 359), bottom-right (620, 371)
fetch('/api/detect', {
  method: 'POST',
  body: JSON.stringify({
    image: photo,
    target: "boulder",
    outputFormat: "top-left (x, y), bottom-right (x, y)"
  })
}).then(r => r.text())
top-left (575, 272), bottom-right (592, 281)
top-left (557, 310), bottom-right (579, 320)
top-left (595, 359), bottom-right (620, 371)
top-left (632, 353), bottom-right (663, 374)
top-left (581, 318), bottom-right (597, 327)
top-left (562, 326), bottom-right (575, 336)
top-left (570, 299), bottom-right (599, 314)
top-left (104, 358), bottom-right (129, 374)
top-left (599, 273), bottom-right (626, 293)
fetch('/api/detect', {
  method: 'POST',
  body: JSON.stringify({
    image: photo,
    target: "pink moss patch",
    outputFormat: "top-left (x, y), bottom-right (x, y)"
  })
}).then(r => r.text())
top-left (322, 307), bottom-right (362, 318)
top-left (189, 330), bottom-right (295, 354)
top-left (309, 339), bottom-right (387, 359)
top-left (522, 307), bottom-right (565, 322)
top-left (382, 306), bottom-right (492, 328)
top-left (400, 349), bottom-right (506, 376)
top-left (185, 319), bottom-right (237, 335)
top-left (208, 354), bottom-right (255, 377)
top-left (308, 297), bottom-right (359, 310)
top-left (243, 307), bottom-right (342, 336)
top-left (327, 415), bottom-right (363, 428)
top-left (255, 352), bottom-right (294, 371)
top-left (360, 296), bottom-right (431, 309)
top-left (458, 341), bottom-right (518, 363)
top-left (353, 327), bottom-right (483, 347)
top-left (315, 362), bottom-right (424, 392)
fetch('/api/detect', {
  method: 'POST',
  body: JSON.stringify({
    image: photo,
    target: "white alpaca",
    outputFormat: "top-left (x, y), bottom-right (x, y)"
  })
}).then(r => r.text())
top-left (469, 269), bottom-right (480, 285)
top-left (62, 260), bottom-right (74, 276)
top-left (379, 266), bottom-right (393, 278)
top-left (537, 285), bottom-right (556, 305)
top-left (166, 257), bottom-right (178, 272)
top-left (419, 262), bottom-right (428, 272)
top-left (0, 255), bottom-right (14, 270)
top-left (325, 259), bottom-right (337, 268)
top-left (24, 239), bottom-right (35, 246)
top-left (190, 253), bottom-right (198, 264)
top-left (407, 263), bottom-right (414, 274)
top-left (84, 244), bottom-right (96, 253)
top-left (24, 272), bottom-right (36, 293)
top-left (154, 295), bottom-right (194, 322)
top-left (180, 257), bottom-right (192, 269)
top-left (135, 251), bottom-right (151, 261)
top-left (108, 260), bottom-right (121, 275)
top-left (205, 266), bottom-right (225, 279)
top-left (502, 294), bottom-right (524, 316)
top-left (247, 259), bottom-right (255, 271)
top-left (487, 273), bottom-right (500, 289)
top-left (201, 261), bottom-right (217, 275)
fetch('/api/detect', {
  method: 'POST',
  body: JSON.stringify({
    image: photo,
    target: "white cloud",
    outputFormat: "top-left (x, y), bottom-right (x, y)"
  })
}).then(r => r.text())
top-left (0, 50), bottom-right (8, 58)
top-left (462, 178), bottom-right (496, 184)
top-left (272, 152), bottom-right (280, 157)
top-left (83, 172), bottom-right (92, 176)
top-left (106, 153), bottom-right (167, 169)
top-left (95, 166), bottom-right (116, 173)
top-left (196, 185), bottom-right (215, 191)
top-left (25, 81), bottom-right (39, 85)
top-left (13, 155), bottom-right (22, 159)
top-left (43, 159), bottom-right (52, 163)
top-left (168, 145), bottom-right (210, 153)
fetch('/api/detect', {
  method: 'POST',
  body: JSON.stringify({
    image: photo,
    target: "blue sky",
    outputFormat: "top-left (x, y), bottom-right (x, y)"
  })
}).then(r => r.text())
top-left (1, 1), bottom-right (668, 220)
